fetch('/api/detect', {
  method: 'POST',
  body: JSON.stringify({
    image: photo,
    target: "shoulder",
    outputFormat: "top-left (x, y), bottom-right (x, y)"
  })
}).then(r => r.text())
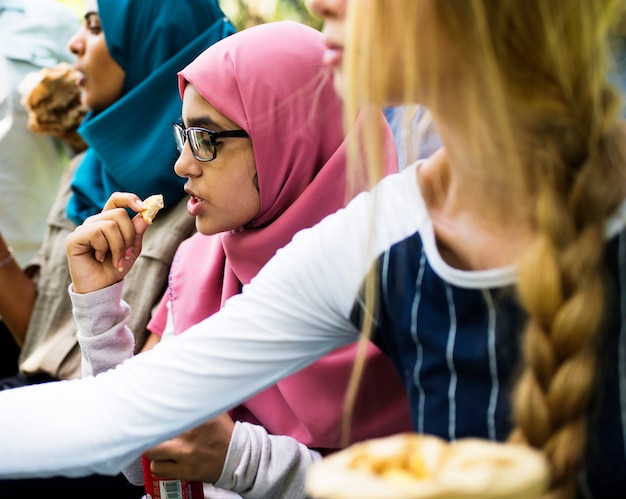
top-left (264, 165), bottom-right (428, 305)
top-left (284, 163), bottom-right (428, 266)
top-left (343, 162), bottom-right (430, 251)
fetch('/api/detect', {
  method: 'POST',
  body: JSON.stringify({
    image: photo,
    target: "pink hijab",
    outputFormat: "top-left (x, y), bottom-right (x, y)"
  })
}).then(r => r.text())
top-left (148, 21), bottom-right (412, 451)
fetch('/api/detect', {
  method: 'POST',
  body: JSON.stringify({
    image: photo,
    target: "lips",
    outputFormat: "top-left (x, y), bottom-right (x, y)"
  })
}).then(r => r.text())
top-left (185, 188), bottom-right (205, 217)
top-left (322, 38), bottom-right (344, 69)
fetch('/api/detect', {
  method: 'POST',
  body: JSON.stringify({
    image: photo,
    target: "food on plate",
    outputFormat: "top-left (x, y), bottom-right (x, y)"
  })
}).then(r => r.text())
top-left (140, 194), bottom-right (165, 224)
top-left (305, 433), bottom-right (550, 499)
top-left (19, 62), bottom-right (88, 152)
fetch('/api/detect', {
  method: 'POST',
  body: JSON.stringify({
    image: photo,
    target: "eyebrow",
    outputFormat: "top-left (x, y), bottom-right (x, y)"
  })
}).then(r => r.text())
top-left (184, 116), bottom-right (229, 131)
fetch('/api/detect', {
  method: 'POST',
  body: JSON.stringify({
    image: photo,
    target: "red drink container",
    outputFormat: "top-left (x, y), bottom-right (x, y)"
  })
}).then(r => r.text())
top-left (142, 455), bottom-right (204, 499)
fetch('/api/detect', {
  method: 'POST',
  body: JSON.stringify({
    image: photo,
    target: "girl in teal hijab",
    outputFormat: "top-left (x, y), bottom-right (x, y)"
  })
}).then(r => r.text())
top-left (67, 0), bottom-right (235, 224)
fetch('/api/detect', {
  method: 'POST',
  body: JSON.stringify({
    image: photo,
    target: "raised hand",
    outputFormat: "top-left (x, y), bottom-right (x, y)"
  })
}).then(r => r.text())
top-left (66, 192), bottom-right (149, 294)
top-left (143, 413), bottom-right (236, 484)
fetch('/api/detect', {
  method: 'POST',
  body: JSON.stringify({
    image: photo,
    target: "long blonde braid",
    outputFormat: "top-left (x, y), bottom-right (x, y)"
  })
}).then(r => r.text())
top-left (495, 4), bottom-right (626, 498)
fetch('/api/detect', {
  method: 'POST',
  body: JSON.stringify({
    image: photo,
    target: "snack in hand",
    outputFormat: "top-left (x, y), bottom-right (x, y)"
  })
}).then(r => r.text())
top-left (140, 194), bottom-right (164, 224)
top-left (18, 62), bottom-right (88, 152)
top-left (305, 433), bottom-right (550, 499)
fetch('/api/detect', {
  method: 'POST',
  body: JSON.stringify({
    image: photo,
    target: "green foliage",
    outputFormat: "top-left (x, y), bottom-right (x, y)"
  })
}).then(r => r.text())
top-left (55, 0), bottom-right (322, 31)
top-left (222, 0), bottom-right (321, 31)
top-left (56, 0), bottom-right (83, 19)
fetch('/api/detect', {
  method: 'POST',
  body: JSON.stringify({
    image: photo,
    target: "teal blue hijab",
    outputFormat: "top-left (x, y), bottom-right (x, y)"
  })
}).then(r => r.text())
top-left (67, 0), bottom-right (235, 224)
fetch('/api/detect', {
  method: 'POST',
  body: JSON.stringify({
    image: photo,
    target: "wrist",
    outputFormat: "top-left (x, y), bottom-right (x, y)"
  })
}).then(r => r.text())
top-left (0, 246), bottom-right (15, 269)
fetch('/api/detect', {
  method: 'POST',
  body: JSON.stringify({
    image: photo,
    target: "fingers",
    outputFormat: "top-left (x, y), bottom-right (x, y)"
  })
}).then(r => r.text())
top-left (102, 192), bottom-right (156, 235)
top-left (147, 458), bottom-right (181, 481)
top-left (131, 212), bottom-right (151, 236)
top-left (143, 436), bottom-right (180, 462)
top-left (102, 191), bottom-right (145, 212)
top-left (145, 440), bottom-right (198, 483)
top-left (83, 191), bottom-right (158, 263)
top-left (103, 192), bottom-right (151, 237)
top-left (73, 217), bottom-right (133, 271)
top-left (143, 415), bottom-right (235, 483)
top-left (67, 191), bottom-right (157, 279)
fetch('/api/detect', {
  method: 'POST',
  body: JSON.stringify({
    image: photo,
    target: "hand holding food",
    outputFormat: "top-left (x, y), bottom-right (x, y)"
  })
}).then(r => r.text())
top-left (306, 433), bottom-right (550, 499)
top-left (67, 193), bottom-right (159, 294)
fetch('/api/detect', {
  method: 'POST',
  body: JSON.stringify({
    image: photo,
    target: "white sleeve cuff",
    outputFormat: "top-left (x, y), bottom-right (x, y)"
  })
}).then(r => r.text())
top-left (215, 421), bottom-right (322, 498)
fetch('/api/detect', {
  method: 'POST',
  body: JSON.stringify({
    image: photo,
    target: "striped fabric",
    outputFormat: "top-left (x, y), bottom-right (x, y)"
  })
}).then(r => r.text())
top-left (352, 225), bottom-right (626, 497)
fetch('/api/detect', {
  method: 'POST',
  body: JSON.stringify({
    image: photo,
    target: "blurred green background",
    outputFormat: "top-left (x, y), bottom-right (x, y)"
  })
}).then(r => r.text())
top-left (56, 0), bottom-right (321, 31)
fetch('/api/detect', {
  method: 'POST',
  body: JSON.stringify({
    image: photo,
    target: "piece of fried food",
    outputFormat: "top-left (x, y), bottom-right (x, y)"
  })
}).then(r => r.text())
top-left (305, 433), bottom-right (550, 499)
top-left (140, 194), bottom-right (164, 225)
top-left (19, 62), bottom-right (88, 152)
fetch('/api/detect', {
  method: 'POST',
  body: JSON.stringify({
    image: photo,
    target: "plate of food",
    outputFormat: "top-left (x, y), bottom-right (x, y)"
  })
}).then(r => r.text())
top-left (306, 433), bottom-right (550, 499)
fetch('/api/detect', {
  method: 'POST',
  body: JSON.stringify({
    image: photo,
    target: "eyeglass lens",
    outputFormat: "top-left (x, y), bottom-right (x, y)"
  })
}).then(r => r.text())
top-left (172, 123), bottom-right (249, 162)
top-left (173, 124), bottom-right (216, 161)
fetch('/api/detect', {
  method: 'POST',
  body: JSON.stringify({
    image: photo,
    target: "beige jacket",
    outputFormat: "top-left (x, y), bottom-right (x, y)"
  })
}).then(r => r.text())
top-left (18, 153), bottom-right (195, 379)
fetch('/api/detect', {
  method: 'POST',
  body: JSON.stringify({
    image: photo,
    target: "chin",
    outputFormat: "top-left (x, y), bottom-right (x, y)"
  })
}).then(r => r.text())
top-left (79, 91), bottom-right (91, 111)
top-left (84, 97), bottom-right (105, 113)
top-left (195, 220), bottom-right (218, 236)
top-left (82, 91), bottom-right (114, 113)
top-left (333, 71), bottom-right (346, 100)
top-left (195, 219), bottom-right (208, 235)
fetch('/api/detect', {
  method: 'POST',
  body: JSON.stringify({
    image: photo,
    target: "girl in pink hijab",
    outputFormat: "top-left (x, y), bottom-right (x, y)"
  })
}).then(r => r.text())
top-left (79, 21), bottom-right (411, 498)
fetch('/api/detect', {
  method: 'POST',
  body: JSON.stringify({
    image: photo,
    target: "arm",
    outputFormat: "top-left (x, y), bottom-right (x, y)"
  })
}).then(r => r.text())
top-left (69, 192), bottom-right (148, 375)
top-left (74, 283), bottom-right (135, 377)
top-left (143, 403), bottom-right (322, 498)
top-left (76, 287), bottom-right (175, 487)
top-left (7, 242), bottom-right (351, 479)
top-left (0, 173), bottom-right (409, 478)
top-left (77, 291), bottom-right (172, 485)
top-left (0, 215), bottom-right (357, 479)
top-left (0, 233), bottom-right (37, 346)
top-left (134, 307), bottom-right (322, 496)
top-left (72, 194), bottom-right (330, 492)
top-left (141, 332), bottom-right (161, 352)
top-left (76, 289), bottom-right (160, 377)
top-left (70, 192), bottom-right (162, 484)
top-left (215, 422), bottom-right (323, 499)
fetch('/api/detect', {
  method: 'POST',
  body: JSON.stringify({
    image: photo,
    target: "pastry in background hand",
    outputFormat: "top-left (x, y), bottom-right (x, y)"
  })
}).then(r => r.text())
top-left (19, 62), bottom-right (88, 152)
top-left (305, 433), bottom-right (550, 499)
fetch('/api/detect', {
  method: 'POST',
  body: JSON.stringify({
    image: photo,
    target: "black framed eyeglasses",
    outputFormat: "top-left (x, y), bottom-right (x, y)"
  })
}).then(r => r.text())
top-left (172, 122), bottom-right (250, 162)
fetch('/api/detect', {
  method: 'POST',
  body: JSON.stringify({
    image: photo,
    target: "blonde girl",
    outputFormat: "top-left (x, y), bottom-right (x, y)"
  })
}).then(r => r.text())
top-left (335, 0), bottom-right (626, 496)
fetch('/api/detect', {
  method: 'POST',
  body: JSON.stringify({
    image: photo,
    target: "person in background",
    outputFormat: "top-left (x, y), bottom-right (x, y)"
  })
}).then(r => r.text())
top-left (0, 0), bottom-right (234, 385)
top-left (383, 105), bottom-right (442, 169)
top-left (0, 0), bottom-right (79, 376)
top-left (78, 21), bottom-right (411, 498)
top-left (1, 0), bottom-right (625, 497)
top-left (0, 0), bottom-right (234, 496)
top-left (0, 0), bottom-right (78, 267)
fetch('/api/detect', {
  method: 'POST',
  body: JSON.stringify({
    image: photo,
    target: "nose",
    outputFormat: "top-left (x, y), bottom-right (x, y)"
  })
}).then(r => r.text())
top-left (67, 28), bottom-right (85, 57)
top-left (305, 0), bottom-right (346, 19)
top-left (173, 143), bottom-right (202, 179)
